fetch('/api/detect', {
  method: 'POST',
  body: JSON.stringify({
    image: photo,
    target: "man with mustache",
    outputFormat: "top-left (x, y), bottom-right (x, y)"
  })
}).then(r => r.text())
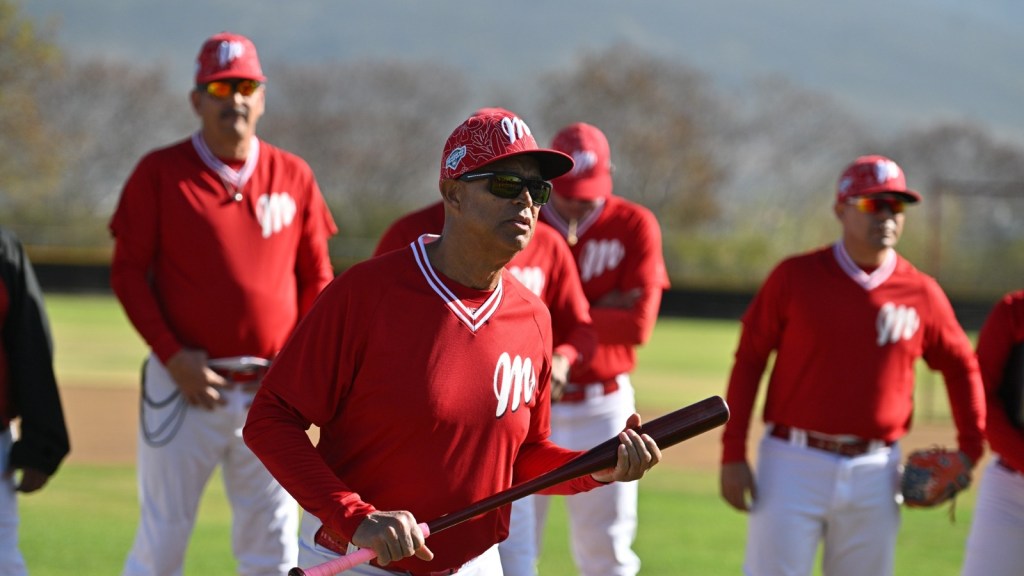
top-left (109, 32), bottom-right (337, 576)
top-left (719, 155), bottom-right (986, 576)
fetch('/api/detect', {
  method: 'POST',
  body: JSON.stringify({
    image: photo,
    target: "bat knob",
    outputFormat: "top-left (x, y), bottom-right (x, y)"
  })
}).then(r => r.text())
top-left (287, 569), bottom-right (306, 576)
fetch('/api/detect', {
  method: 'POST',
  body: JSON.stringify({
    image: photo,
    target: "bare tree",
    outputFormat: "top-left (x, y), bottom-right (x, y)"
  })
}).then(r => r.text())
top-left (0, 0), bottom-right (63, 237)
top-left (33, 60), bottom-right (192, 246)
top-left (9, 25), bottom-right (1024, 299)
top-left (260, 60), bottom-right (472, 262)
top-left (535, 44), bottom-right (724, 229)
top-left (885, 122), bottom-right (1024, 298)
top-left (531, 48), bottom-right (878, 287)
top-left (696, 76), bottom-right (874, 285)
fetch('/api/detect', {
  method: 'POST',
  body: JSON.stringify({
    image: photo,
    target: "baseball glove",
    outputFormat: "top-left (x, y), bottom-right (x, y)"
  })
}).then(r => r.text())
top-left (900, 447), bottom-right (972, 508)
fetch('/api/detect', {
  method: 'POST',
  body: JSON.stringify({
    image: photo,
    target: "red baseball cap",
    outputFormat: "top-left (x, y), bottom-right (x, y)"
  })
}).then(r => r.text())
top-left (549, 122), bottom-right (614, 201)
top-left (440, 109), bottom-right (573, 183)
top-left (194, 32), bottom-right (266, 85)
top-left (836, 155), bottom-right (921, 203)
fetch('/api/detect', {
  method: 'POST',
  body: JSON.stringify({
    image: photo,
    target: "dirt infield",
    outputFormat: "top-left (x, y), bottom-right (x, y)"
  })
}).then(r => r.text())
top-left (62, 386), bottom-right (139, 464)
top-left (59, 385), bottom-right (974, 471)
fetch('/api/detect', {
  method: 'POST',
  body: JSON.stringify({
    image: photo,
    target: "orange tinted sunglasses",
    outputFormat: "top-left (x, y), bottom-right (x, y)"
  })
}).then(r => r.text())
top-left (846, 197), bottom-right (905, 214)
top-left (199, 79), bottom-right (262, 99)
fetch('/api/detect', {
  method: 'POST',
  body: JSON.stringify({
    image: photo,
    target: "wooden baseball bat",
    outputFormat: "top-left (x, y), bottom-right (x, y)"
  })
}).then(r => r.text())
top-left (290, 395), bottom-right (729, 576)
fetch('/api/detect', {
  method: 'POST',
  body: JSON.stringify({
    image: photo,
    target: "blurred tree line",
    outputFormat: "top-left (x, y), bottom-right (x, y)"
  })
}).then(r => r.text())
top-left (3, 0), bottom-right (1023, 299)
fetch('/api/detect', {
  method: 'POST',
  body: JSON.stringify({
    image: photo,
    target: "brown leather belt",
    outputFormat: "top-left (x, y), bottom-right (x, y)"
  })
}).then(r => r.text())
top-left (771, 425), bottom-right (892, 457)
top-left (558, 378), bottom-right (619, 403)
top-left (313, 526), bottom-right (460, 575)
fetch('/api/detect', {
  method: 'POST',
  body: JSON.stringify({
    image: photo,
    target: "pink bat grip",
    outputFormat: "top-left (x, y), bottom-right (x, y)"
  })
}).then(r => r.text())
top-left (290, 523), bottom-right (431, 576)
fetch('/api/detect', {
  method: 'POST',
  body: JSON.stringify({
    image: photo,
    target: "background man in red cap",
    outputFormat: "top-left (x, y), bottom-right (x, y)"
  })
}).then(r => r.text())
top-left (243, 108), bottom-right (662, 575)
top-left (718, 155), bottom-right (986, 576)
top-left (536, 122), bottom-right (670, 576)
top-left (110, 32), bottom-right (337, 575)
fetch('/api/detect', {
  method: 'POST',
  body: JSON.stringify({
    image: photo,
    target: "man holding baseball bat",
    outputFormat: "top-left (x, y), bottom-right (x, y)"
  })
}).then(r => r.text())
top-left (244, 108), bottom-right (661, 575)
top-left (372, 107), bottom-right (599, 576)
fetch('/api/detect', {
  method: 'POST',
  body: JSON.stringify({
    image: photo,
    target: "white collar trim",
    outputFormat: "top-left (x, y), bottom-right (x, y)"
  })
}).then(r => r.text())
top-left (832, 241), bottom-right (896, 291)
top-left (191, 131), bottom-right (260, 192)
top-left (412, 234), bottom-right (502, 332)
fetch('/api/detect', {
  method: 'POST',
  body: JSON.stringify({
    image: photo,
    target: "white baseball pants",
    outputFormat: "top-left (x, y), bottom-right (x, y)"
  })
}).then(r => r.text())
top-left (961, 458), bottom-right (1024, 576)
top-left (498, 496), bottom-right (538, 576)
top-left (122, 355), bottom-right (298, 576)
top-left (534, 375), bottom-right (640, 576)
top-left (0, 428), bottom-right (26, 576)
top-left (744, 434), bottom-right (902, 576)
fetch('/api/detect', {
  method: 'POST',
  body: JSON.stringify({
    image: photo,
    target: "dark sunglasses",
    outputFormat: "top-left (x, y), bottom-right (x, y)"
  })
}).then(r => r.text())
top-left (846, 196), bottom-right (906, 215)
top-left (199, 79), bottom-right (263, 99)
top-left (459, 172), bottom-right (552, 205)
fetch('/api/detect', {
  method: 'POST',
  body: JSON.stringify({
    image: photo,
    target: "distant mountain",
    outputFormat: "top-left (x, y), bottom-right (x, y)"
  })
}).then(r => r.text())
top-left (24, 0), bottom-right (1024, 146)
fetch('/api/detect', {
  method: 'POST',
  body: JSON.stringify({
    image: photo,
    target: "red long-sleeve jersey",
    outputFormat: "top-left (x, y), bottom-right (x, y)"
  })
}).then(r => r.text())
top-left (975, 290), bottom-right (1024, 471)
top-left (109, 136), bottom-right (337, 362)
top-left (540, 196), bottom-right (670, 383)
top-left (722, 244), bottom-right (986, 464)
top-left (243, 240), bottom-right (602, 573)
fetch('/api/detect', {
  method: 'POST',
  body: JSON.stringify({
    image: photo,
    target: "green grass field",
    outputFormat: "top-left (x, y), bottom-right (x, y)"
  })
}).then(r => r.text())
top-left (22, 294), bottom-right (977, 575)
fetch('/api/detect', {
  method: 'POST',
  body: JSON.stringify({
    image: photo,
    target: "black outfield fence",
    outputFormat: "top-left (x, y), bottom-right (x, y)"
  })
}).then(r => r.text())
top-left (33, 263), bottom-right (997, 331)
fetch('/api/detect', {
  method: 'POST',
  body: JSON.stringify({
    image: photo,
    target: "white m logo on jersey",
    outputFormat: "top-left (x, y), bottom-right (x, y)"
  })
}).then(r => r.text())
top-left (875, 302), bottom-right (920, 346)
top-left (508, 266), bottom-right (545, 296)
top-left (579, 239), bottom-right (625, 282)
top-left (256, 192), bottom-right (297, 238)
top-left (493, 352), bottom-right (538, 418)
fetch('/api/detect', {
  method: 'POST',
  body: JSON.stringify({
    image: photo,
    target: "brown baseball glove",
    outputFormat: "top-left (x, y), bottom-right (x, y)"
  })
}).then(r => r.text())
top-left (900, 447), bottom-right (972, 508)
